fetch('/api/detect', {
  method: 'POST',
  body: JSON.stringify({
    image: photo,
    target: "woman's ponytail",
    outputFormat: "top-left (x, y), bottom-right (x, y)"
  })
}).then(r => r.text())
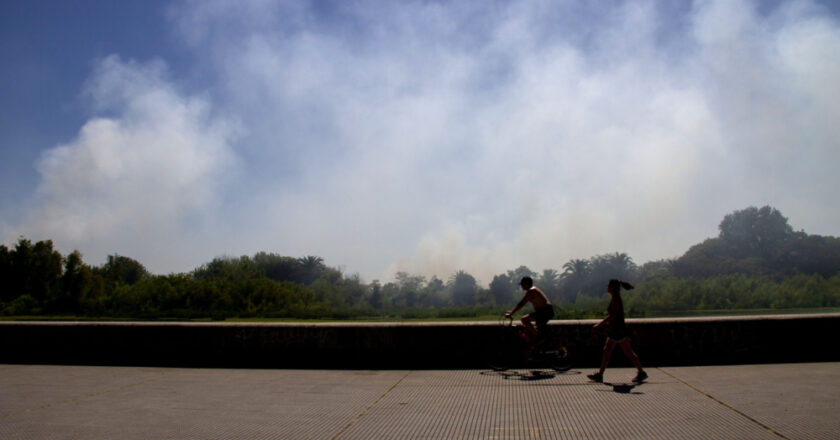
top-left (609, 278), bottom-right (635, 292)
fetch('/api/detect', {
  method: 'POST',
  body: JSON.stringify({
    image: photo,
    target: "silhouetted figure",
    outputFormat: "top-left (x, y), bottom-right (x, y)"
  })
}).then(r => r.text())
top-left (588, 279), bottom-right (647, 384)
top-left (505, 276), bottom-right (554, 344)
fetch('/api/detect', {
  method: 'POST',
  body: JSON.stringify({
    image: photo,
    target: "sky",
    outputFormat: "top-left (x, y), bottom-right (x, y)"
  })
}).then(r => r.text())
top-left (1, 0), bottom-right (839, 284)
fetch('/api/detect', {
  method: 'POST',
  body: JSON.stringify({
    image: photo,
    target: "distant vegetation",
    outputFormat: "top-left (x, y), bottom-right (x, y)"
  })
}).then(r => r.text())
top-left (2, 206), bottom-right (839, 320)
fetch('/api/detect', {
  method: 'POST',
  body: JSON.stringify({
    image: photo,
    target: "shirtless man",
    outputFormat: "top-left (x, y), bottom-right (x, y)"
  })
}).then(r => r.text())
top-left (505, 276), bottom-right (554, 343)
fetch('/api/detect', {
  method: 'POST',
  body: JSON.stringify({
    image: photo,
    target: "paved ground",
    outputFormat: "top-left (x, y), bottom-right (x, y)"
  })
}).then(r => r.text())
top-left (0, 363), bottom-right (837, 439)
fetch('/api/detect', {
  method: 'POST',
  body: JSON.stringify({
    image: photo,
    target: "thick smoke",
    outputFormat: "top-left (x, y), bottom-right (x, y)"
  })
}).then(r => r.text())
top-left (5, 1), bottom-right (839, 282)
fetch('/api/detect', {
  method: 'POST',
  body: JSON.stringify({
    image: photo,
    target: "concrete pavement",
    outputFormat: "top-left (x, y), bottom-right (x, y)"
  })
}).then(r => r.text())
top-left (1, 363), bottom-right (837, 439)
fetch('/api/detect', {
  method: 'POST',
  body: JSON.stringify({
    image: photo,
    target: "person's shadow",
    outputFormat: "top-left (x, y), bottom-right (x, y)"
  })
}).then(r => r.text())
top-left (603, 382), bottom-right (644, 394)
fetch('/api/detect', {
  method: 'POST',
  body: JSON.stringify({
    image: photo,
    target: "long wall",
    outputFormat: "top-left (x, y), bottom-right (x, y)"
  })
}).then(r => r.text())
top-left (1, 314), bottom-right (838, 369)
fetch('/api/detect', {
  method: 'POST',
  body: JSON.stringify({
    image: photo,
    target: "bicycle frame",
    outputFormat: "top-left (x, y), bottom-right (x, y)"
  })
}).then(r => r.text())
top-left (492, 314), bottom-right (571, 372)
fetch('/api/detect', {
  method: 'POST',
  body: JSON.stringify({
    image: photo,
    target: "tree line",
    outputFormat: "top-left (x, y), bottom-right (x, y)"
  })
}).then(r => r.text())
top-left (2, 206), bottom-right (839, 319)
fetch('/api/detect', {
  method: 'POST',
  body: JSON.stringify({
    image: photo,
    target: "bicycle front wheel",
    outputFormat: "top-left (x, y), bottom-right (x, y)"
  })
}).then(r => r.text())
top-left (542, 346), bottom-right (572, 372)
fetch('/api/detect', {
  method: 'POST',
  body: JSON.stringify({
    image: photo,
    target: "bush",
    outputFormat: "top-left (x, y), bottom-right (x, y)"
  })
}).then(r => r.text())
top-left (4, 294), bottom-right (40, 316)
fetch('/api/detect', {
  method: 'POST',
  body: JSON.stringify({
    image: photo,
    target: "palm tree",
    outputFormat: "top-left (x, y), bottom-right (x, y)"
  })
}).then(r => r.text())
top-left (298, 255), bottom-right (324, 269)
top-left (561, 259), bottom-right (591, 303)
top-left (562, 259), bottom-right (590, 279)
top-left (539, 268), bottom-right (560, 285)
top-left (298, 256), bottom-right (325, 284)
top-left (606, 252), bottom-right (636, 279)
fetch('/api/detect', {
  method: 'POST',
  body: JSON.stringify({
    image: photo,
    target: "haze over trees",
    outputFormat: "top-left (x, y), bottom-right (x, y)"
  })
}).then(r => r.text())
top-left (2, 206), bottom-right (839, 320)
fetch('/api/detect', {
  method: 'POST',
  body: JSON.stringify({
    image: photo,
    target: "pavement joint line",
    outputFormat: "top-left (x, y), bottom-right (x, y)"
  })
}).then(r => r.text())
top-left (330, 370), bottom-right (412, 440)
top-left (658, 367), bottom-right (790, 440)
top-left (0, 369), bottom-right (172, 420)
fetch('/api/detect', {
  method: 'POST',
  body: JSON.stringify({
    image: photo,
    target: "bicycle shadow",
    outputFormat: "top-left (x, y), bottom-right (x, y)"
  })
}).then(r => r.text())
top-left (480, 368), bottom-right (581, 381)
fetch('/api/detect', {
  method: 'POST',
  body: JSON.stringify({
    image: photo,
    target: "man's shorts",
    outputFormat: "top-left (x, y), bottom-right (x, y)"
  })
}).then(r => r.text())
top-left (531, 305), bottom-right (555, 327)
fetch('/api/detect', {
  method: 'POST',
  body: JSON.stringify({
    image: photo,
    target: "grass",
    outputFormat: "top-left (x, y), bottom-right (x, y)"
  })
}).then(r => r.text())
top-left (635, 307), bottom-right (840, 318)
top-left (2, 308), bottom-right (839, 323)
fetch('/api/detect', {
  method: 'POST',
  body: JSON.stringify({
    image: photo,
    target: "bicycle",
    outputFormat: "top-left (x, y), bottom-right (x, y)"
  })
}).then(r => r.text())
top-left (486, 314), bottom-right (572, 373)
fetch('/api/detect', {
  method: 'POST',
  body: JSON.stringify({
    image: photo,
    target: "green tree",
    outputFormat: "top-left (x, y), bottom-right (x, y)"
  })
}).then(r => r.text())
top-left (449, 270), bottom-right (478, 306)
top-left (537, 268), bottom-right (561, 301)
top-left (298, 255), bottom-right (325, 284)
top-left (562, 259), bottom-right (590, 278)
top-left (506, 266), bottom-right (537, 285)
top-left (638, 259), bottom-right (675, 280)
top-left (489, 273), bottom-right (513, 306)
top-left (605, 252), bottom-right (637, 280)
top-left (419, 276), bottom-right (448, 307)
top-left (368, 280), bottom-right (384, 309)
top-left (98, 254), bottom-right (149, 285)
top-left (56, 250), bottom-right (93, 313)
top-left (780, 234), bottom-right (840, 277)
top-left (561, 258), bottom-right (590, 301)
top-left (718, 205), bottom-right (794, 258)
top-left (251, 253), bottom-right (298, 282)
top-left (0, 244), bottom-right (12, 302)
top-left (395, 272), bottom-right (425, 308)
top-left (21, 239), bottom-right (63, 305)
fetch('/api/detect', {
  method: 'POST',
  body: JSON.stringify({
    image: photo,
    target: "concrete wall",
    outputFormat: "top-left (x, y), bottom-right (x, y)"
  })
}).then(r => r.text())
top-left (1, 314), bottom-right (838, 369)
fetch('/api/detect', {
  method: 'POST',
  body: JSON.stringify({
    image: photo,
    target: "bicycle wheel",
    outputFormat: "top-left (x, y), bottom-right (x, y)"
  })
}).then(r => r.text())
top-left (485, 315), bottom-right (523, 371)
top-left (486, 350), bottom-right (514, 371)
top-left (540, 345), bottom-right (572, 372)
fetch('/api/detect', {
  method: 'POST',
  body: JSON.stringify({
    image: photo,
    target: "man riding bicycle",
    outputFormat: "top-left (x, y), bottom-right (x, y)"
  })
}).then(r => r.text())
top-left (505, 276), bottom-right (554, 344)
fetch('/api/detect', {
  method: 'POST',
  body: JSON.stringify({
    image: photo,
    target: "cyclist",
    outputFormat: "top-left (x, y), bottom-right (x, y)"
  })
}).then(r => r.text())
top-left (505, 276), bottom-right (554, 344)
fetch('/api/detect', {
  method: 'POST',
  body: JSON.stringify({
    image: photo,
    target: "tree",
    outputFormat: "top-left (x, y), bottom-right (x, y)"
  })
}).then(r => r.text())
top-left (251, 253), bottom-right (297, 282)
top-left (638, 259), bottom-right (676, 280)
top-left (368, 280), bottom-right (384, 309)
top-left (718, 206), bottom-right (793, 258)
top-left (537, 269), bottom-right (561, 301)
top-left (427, 276), bottom-right (445, 292)
top-left (194, 256), bottom-right (263, 281)
top-left (560, 259), bottom-right (590, 302)
top-left (562, 259), bottom-right (590, 279)
top-left (672, 206), bottom-right (827, 279)
top-left (419, 276), bottom-right (448, 307)
top-left (56, 250), bottom-right (93, 313)
top-left (0, 244), bottom-right (12, 302)
top-left (605, 252), bottom-right (637, 280)
top-left (489, 273), bottom-right (513, 306)
top-left (298, 256), bottom-right (325, 284)
top-left (506, 266), bottom-right (537, 287)
top-left (9, 238), bottom-right (34, 300)
top-left (782, 234), bottom-right (840, 277)
top-left (0, 238), bottom-right (62, 309)
top-left (395, 272), bottom-right (425, 308)
top-left (449, 270), bottom-right (478, 306)
top-left (98, 254), bottom-right (149, 285)
top-left (24, 239), bottom-right (63, 304)
top-left (336, 273), bottom-right (366, 308)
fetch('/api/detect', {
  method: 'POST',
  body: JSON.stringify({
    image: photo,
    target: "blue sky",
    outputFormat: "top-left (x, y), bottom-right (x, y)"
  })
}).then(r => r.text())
top-left (2, 0), bottom-right (839, 284)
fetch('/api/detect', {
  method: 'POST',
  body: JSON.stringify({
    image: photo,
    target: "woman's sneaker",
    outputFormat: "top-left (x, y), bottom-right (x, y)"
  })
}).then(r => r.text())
top-left (632, 371), bottom-right (648, 383)
top-left (587, 372), bottom-right (603, 383)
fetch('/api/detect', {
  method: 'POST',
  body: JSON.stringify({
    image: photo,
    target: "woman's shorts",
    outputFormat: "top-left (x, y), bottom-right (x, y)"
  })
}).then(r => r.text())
top-left (608, 327), bottom-right (629, 342)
